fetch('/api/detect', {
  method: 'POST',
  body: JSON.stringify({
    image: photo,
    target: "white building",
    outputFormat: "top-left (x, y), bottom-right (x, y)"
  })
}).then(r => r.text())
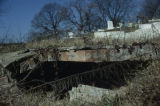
top-left (68, 32), bottom-right (74, 38)
top-left (94, 20), bottom-right (160, 42)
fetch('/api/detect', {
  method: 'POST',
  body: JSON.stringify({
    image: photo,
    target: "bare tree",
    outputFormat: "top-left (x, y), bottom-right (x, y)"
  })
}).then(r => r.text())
top-left (94, 0), bottom-right (134, 27)
top-left (68, 0), bottom-right (101, 35)
top-left (140, 0), bottom-right (160, 19)
top-left (31, 3), bottom-right (68, 40)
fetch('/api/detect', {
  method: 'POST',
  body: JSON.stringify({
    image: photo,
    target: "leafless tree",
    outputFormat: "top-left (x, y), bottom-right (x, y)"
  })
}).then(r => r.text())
top-left (31, 3), bottom-right (68, 40)
top-left (93, 0), bottom-right (134, 27)
top-left (140, 0), bottom-right (160, 19)
top-left (68, 0), bottom-right (101, 35)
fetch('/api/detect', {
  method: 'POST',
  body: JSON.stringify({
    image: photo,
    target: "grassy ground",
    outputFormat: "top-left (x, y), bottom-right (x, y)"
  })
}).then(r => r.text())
top-left (0, 43), bottom-right (25, 53)
top-left (0, 33), bottom-right (160, 53)
top-left (101, 60), bottom-right (160, 106)
top-left (0, 31), bottom-right (160, 105)
top-left (25, 34), bottom-right (160, 50)
top-left (121, 60), bottom-right (160, 106)
top-left (0, 59), bottom-right (160, 106)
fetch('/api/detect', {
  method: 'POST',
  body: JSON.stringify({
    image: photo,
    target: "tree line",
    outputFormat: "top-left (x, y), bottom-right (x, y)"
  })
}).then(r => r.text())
top-left (29, 0), bottom-right (160, 41)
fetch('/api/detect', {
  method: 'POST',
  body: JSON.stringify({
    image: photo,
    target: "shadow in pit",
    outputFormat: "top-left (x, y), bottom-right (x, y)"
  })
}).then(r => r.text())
top-left (6, 60), bottom-right (149, 95)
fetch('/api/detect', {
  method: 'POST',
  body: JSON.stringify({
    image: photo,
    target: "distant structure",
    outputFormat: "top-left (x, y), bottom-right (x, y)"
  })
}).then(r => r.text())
top-left (107, 21), bottom-right (114, 30)
top-left (97, 29), bottom-right (105, 32)
top-left (66, 18), bottom-right (160, 44)
top-left (148, 18), bottom-right (160, 23)
top-left (68, 32), bottom-right (74, 38)
top-left (137, 16), bottom-right (148, 24)
top-left (94, 18), bottom-right (160, 42)
top-left (119, 22), bottom-right (125, 31)
top-left (128, 22), bottom-right (133, 28)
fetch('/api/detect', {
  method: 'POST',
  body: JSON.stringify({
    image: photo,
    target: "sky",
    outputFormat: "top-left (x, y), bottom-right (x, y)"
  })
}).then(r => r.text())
top-left (0, 0), bottom-right (141, 43)
top-left (0, 0), bottom-right (70, 42)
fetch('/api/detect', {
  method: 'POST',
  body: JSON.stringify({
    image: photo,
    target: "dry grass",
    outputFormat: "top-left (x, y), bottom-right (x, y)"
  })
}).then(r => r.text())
top-left (122, 60), bottom-right (160, 106)
top-left (0, 43), bottom-right (25, 54)
top-left (25, 33), bottom-right (160, 50)
top-left (1, 29), bottom-right (160, 106)
top-left (0, 60), bottom-right (159, 106)
top-left (26, 38), bottom-right (86, 49)
top-left (105, 60), bottom-right (160, 106)
top-left (11, 92), bottom-right (70, 106)
top-left (3, 91), bottom-right (94, 106)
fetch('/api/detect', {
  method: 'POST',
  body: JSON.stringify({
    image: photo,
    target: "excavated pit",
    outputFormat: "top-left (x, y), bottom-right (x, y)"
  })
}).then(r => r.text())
top-left (1, 42), bottom-right (159, 96)
top-left (5, 60), bottom-right (149, 94)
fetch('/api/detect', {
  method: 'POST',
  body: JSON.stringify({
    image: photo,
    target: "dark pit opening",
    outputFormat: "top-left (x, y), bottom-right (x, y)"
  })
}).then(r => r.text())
top-left (6, 60), bottom-right (149, 95)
